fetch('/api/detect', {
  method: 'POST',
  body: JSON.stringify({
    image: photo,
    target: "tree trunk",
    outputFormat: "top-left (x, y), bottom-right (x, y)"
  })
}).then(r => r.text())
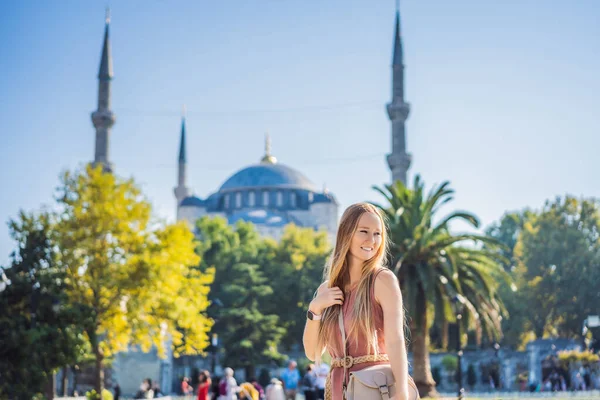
top-left (245, 365), bottom-right (256, 382)
top-left (45, 371), bottom-right (56, 400)
top-left (441, 319), bottom-right (449, 351)
top-left (94, 342), bottom-right (105, 396)
top-left (410, 287), bottom-right (439, 398)
top-left (61, 366), bottom-right (69, 396)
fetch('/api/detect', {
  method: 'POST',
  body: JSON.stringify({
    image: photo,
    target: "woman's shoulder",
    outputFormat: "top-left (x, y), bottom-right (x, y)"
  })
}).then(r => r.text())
top-left (373, 268), bottom-right (400, 301)
top-left (373, 268), bottom-right (397, 284)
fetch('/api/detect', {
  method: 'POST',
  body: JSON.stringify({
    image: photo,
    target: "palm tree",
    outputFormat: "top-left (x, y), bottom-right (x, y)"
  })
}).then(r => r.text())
top-left (373, 176), bottom-right (510, 397)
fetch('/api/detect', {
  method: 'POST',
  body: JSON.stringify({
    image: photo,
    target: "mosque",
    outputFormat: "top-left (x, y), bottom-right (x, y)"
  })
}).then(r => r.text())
top-left (85, 4), bottom-right (412, 394)
top-left (91, 8), bottom-right (410, 243)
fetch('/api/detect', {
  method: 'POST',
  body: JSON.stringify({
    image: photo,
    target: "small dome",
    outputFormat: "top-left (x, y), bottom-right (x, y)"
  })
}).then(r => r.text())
top-left (180, 195), bottom-right (204, 207)
top-left (313, 192), bottom-right (337, 204)
top-left (219, 163), bottom-right (317, 192)
top-left (228, 209), bottom-right (298, 227)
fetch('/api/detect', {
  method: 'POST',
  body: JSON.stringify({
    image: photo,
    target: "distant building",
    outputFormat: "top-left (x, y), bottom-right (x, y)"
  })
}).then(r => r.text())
top-left (174, 125), bottom-right (338, 241)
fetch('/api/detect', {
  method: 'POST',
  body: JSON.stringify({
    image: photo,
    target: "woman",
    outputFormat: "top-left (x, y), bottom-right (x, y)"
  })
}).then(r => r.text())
top-left (301, 364), bottom-right (317, 400)
top-left (303, 202), bottom-right (409, 400)
top-left (265, 378), bottom-right (285, 400)
top-left (218, 367), bottom-right (240, 400)
top-left (197, 370), bottom-right (212, 400)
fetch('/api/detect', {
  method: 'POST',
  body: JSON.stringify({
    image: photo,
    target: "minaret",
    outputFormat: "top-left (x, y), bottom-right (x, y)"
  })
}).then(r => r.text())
top-left (386, 1), bottom-right (412, 185)
top-left (91, 8), bottom-right (116, 172)
top-left (174, 106), bottom-right (191, 204)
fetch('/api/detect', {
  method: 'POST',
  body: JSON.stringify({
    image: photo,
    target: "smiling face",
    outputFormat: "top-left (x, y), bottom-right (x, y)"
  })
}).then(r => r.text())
top-left (348, 212), bottom-right (383, 264)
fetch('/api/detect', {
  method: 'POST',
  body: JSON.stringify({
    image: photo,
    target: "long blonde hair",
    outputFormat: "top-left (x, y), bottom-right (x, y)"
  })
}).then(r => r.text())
top-left (315, 202), bottom-right (389, 362)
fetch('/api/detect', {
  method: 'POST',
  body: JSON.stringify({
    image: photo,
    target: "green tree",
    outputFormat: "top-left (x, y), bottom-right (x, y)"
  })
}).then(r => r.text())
top-left (0, 212), bottom-right (88, 400)
top-left (195, 217), bottom-right (286, 377)
top-left (515, 196), bottom-right (600, 338)
top-left (485, 211), bottom-right (533, 349)
top-left (488, 197), bottom-right (600, 344)
top-left (259, 225), bottom-right (330, 350)
top-left (53, 166), bottom-right (214, 393)
top-left (373, 176), bottom-right (509, 397)
top-left (217, 262), bottom-right (286, 378)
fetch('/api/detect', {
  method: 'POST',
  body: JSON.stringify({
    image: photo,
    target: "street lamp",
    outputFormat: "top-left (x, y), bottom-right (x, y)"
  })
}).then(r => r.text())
top-left (211, 333), bottom-right (219, 375)
top-left (452, 295), bottom-right (466, 400)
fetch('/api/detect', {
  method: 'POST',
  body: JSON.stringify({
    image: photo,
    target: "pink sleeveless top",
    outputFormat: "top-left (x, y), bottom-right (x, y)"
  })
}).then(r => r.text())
top-left (326, 268), bottom-right (389, 400)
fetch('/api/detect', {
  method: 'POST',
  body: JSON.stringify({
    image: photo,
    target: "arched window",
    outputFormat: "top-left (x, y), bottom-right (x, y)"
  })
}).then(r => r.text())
top-left (276, 191), bottom-right (283, 207)
top-left (249, 191), bottom-right (256, 207)
top-left (235, 192), bottom-right (242, 208)
top-left (263, 190), bottom-right (269, 206)
top-left (290, 191), bottom-right (296, 208)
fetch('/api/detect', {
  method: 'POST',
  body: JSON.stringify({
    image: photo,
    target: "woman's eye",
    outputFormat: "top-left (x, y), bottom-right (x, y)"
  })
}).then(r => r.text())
top-left (375, 232), bottom-right (381, 236)
top-left (360, 230), bottom-right (368, 234)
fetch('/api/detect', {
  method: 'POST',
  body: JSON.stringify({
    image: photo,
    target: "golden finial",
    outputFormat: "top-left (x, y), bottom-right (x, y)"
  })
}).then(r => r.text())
top-left (260, 132), bottom-right (277, 164)
top-left (105, 7), bottom-right (111, 24)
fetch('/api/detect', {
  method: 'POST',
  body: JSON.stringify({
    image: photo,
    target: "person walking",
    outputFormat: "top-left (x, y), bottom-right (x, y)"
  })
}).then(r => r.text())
top-left (314, 363), bottom-right (329, 400)
top-left (197, 370), bottom-right (212, 400)
top-left (302, 202), bottom-right (412, 400)
top-left (301, 364), bottom-right (317, 400)
top-left (280, 361), bottom-right (300, 400)
top-left (114, 383), bottom-right (121, 400)
top-left (218, 367), bottom-right (240, 400)
top-left (266, 378), bottom-right (285, 400)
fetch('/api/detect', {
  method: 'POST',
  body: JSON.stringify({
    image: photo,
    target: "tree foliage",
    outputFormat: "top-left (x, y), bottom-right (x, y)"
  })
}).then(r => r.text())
top-left (259, 225), bottom-right (330, 350)
top-left (195, 217), bottom-right (285, 377)
top-left (0, 212), bottom-right (88, 399)
top-left (195, 216), bottom-right (331, 375)
top-left (487, 196), bottom-right (600, 346)
top-left (23, 165), bottom-right (215, 394)
top-left (373, 176), bottom-right (509, 397)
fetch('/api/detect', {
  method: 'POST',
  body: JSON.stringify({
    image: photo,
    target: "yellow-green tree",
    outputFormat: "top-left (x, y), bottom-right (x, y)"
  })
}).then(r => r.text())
top-left (259, 224), bottom-right (331, 350)
top-left (54, 166), bottom-right (214, 394)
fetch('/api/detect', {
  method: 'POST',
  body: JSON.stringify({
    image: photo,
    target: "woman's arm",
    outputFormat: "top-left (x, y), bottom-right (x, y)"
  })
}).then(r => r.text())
top-left (302, 280), bottom-right (344, 361)
top-left (375, 269), bottom-right (409, 400)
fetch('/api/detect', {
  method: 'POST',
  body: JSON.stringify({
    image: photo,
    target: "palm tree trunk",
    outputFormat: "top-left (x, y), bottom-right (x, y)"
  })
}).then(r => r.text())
top-left (411, 287), bottom-right (439, 398)
top-left (441, 319), bottom-right (449, 351)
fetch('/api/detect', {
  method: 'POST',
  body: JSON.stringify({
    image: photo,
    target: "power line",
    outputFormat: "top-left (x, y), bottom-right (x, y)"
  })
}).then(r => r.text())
top-left (119, 152), bottom-right (386, 171)
top-left (114, 100), bottom-right (382, 117)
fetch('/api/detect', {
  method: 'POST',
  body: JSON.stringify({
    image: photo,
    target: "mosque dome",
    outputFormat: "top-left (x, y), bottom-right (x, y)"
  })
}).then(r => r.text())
top-left (218, 133), bottom-right (317, 192)
top-left (219, 163), bottom-right (317, 192)
top-left (179, 195), bottom-right (204, 207)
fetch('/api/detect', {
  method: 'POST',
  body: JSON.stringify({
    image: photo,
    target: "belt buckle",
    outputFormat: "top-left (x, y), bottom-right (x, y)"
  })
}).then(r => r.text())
top-left (342, 355), bottom-right (354, 368)
top-left (379, 385), bottom-right (389, 395)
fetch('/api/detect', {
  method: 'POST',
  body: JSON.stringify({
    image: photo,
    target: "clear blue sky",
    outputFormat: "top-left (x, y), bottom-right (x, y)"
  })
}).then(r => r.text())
top-left (1, 0), bottom-right (599, 263)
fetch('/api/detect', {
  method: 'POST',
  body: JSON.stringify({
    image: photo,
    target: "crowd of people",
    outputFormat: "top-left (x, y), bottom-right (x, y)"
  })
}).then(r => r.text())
top-left (175, 360), bottom-right (330, 400)
top-left (132, 378), bottom-right (164, 398)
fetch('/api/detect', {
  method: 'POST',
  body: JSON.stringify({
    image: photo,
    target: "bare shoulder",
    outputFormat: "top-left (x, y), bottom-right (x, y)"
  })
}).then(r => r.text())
top-left (374, 268), bottom-right (401, 303)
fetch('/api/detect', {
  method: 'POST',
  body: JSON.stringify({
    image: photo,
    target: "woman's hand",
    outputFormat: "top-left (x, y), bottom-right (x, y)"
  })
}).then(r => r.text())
top-left (309, 281), bottom-right (344, 314)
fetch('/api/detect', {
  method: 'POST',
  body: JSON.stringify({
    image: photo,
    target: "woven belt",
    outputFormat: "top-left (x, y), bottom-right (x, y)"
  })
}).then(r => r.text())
top-left (331, 353), bottom-right (390, 368)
